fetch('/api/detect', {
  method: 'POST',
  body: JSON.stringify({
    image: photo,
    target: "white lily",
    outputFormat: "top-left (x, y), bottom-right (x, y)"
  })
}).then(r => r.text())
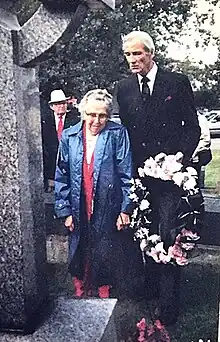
top-left (140, 199), bottom-right (150, 211)
top-left (132, 207), bottom-right (138, 218)
top-left (183, 177), bottom-right (197, 192)
top-left (172, 172), bottom-right (185, 187)
top-left (186, 166), bottom-right (198, 177)
top-left (155, 241), bottom-right (166, 253)
top-left (148, 234), bottom-right (161, 244)
top-left (129, 193), bottom-right (139, 202)
top-left (175, 151), bottom-right (184, 162)
top-left (155, 152), bottom-right (167, 164)
top-left (140, 239), bottom-right (148, 251)
top-left (138, 167), bottom-right (145, 178)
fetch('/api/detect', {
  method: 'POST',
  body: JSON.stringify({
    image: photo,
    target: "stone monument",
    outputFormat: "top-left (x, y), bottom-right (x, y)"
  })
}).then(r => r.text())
top-left (0, 0), bottom-right (114, 333)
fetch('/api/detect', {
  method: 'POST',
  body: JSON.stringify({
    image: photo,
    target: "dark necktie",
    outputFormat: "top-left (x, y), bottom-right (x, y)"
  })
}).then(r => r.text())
top-left (141, 76), bottom-right (150, 102)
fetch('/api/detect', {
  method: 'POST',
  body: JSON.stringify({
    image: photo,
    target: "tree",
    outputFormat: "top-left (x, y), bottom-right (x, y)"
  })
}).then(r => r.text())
top-left (38, 0), bottom-right (195, 103)
top-left (166, 0), bottom-right (220, 108)
top-left (18, 0), bottom-right (220, 109)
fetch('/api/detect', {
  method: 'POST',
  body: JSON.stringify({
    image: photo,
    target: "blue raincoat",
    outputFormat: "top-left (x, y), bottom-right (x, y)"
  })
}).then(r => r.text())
top-left (54, 120), bottom-right (133, 260)
top-left (54, 120), bottom-right (145, 292)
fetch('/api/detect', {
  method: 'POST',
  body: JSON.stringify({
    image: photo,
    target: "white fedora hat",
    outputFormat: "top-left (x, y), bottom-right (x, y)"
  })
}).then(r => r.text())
top-left (49, 89), bottom-right (71, 104)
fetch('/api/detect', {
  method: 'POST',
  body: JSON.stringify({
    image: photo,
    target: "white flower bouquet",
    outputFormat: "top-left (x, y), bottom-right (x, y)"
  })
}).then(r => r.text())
top-left (138, 152), bottom-right (198, 195)
top-left (130, 152), bottom-right (202, 266)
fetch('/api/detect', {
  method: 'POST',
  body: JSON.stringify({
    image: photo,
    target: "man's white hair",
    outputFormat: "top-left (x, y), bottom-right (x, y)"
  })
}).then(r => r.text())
top-left (122, 30), bottom-right (155, 54)
top-left (78, 89), bottom-right (113, 119)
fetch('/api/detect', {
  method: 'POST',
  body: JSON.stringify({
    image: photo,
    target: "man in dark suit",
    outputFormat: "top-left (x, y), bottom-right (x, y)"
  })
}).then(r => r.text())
top-left (42, 89), bottom-right (79, 192)
top-left (114, 31), bottom-right (201, 325)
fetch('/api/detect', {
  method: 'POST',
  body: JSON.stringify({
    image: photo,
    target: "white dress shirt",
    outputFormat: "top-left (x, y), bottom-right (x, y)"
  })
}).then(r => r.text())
top-left (137, 62), bottom-right (158, 95)
top-left (86, 134), bottom-right (99, 164)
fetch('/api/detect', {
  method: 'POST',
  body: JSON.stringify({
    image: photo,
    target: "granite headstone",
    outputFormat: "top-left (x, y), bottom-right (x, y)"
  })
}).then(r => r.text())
top-left (0, 0), bottom-right (114, 333)
top-left (0, 298), bottom-right (118, 342)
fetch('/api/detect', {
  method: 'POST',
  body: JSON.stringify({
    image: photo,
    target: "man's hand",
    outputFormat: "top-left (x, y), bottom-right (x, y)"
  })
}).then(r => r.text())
top-left (65, 215), bottom-right (74, 232)
top-left (116, 213), bottom-right (130, 231)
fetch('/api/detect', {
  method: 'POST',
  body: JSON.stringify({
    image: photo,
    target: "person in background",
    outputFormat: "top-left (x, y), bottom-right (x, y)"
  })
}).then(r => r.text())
top-left (114, 30), bottom-right (200, 325)
top-left (54, 89), bottom-right (144, 298)
top-left (42, 89), bottom-right (79, 192)
top-left (67, 95), bottom-right (79, 112)
top-left (191, 111), bottom-right (212, 178)
top-left (190, 112), bottom-right (212, 234)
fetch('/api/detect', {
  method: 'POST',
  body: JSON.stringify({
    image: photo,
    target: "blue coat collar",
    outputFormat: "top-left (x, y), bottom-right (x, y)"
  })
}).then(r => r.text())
top-left (66, 120), bottom-right (121, 193)
top-left (66, 120), bottom-right (121, 136)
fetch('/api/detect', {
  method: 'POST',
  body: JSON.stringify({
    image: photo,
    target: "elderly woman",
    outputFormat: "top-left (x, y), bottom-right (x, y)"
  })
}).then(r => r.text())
top-left (54, 89), bottom-right (143, 298)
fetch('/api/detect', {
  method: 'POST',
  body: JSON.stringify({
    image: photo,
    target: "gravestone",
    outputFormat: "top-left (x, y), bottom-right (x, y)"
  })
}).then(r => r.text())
top-left (0, 298), bottom-right (118, 342)
top-left (0, 0), bottom-right (114, 333)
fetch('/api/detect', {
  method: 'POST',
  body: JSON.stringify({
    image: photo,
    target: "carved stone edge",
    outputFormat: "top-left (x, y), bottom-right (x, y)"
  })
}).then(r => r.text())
top-left (13, 4), bottom-right (88, 68)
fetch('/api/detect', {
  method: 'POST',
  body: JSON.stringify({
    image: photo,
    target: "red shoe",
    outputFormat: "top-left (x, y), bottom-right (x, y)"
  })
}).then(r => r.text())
top-left (98, 285), bottom-right (110, 298)
top-left (72, 277), bottom-right (84, 297)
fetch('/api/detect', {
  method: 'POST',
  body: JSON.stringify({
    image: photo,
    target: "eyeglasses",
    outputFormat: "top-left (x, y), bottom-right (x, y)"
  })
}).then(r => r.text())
top-left (86, 113), bottom-right (108, 120)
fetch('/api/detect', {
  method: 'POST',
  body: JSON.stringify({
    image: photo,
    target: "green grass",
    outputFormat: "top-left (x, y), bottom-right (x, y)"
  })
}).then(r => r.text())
top-left (205, 150), bottom-right (220, 189)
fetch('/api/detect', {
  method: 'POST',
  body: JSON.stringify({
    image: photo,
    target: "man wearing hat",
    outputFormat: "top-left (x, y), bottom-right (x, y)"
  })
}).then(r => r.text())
top-left (42, 89), bottom-right (80, 192)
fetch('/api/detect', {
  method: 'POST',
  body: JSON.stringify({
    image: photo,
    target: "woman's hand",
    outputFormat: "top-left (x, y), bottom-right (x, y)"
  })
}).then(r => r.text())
top-left (65, 215), bottom-right (74, 232)
top-left (47, 179), bottom-right (55, 193)
top-left (116, 213), bottom-right (130, 231)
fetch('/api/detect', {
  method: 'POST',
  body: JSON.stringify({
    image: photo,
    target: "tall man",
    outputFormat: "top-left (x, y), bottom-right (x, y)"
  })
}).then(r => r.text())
top-left (42, 89), bottom-right (79, 192)
top-left (114, 31), bottom-right (201, 325)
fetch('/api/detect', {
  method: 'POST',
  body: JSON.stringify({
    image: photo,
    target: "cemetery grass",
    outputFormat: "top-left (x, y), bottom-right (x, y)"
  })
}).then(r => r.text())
top-left (205, 150), bottom-right (220, 189)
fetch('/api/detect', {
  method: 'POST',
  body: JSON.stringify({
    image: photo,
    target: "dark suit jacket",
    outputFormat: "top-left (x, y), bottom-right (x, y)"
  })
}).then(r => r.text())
top-left (114, 68), bottom-right (201, 170)
top-left (42, 108), bottom-right (80, 182)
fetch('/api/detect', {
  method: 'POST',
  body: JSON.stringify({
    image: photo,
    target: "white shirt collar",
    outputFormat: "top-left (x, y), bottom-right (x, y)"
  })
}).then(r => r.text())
top-left (137, 62), bottom-right (158, 95)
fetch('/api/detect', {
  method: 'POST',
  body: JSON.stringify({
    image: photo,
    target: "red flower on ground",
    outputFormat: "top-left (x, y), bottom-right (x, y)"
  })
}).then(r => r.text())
top-left (136, 318), bottom-right (171, 342)
top-left (165, 95), bottom-right (172, 102)
top-left (137, 318), bottom-right (147, 331)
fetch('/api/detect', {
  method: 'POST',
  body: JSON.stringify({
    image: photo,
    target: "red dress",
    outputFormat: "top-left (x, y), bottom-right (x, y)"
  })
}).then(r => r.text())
top-left (82, 125), bottom-right (94, 221)
top-left (69, 125), bottom-right (95, 286)
top-left (69, 124), bottom-right (143, 298)
top-left (80, 126), bottom-right (110, 296)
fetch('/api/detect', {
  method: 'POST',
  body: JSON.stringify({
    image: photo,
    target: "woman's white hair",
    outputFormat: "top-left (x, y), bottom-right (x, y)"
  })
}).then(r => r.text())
top-left (78, 89), bottom-right (113, 119)
top-left (122, 30), bottom-right (155, 54)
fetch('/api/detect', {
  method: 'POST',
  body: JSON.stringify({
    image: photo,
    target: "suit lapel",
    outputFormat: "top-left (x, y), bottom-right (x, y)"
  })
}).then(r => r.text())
top-left (148, 68), bottom-right (169, 115)
top-left (128, 69), bottom-right (169, 110)
top-left (47, 113), bottom-right (58, 144)
top-left (127, 69), bottom-right (170, 137)
top-left (47, 112), bottom-right (56, 131)
top-left (130, 74), bottom-right (142, 105)
top-left (126, 74), bottom-right (145, 124)
top-left (129, 72), bottom-right (167, 112)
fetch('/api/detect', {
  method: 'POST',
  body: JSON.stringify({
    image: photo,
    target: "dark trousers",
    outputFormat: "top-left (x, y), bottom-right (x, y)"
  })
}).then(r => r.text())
top-left (145, 180), bottom-right (182, 323)
top-left (148, 179), bottom-right (182, 244)
top-left (159, 264), bottom-right (181, 320)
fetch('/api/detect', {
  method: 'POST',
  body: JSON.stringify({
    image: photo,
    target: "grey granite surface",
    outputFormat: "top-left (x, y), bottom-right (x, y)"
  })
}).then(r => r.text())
top-left (15, 4), bottom-right (88, 67)
top-left (204, 196), bottom-right (220, 213)
top-left (0, 8), bottom-right (21, 30)
top-left (14, 63), bottom-right (48, 319)
top-left (46, 235), bottom-right (68, 264)
top-left (0, 23), bottom-right (48, 330)
top-left (0, 0), bottom-right (113, 331)
top-left (0, 25), bottom-right (26, 329)
top-left (0, 298), bottom-right (118, 342)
